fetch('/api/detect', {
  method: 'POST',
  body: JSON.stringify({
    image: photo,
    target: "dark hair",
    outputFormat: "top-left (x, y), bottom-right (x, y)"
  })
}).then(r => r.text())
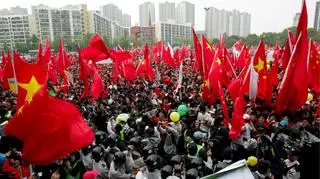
top-left (257, 160), bottom-right (271, 174)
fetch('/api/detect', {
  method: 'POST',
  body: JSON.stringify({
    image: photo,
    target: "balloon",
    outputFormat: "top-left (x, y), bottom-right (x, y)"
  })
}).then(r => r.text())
top-left (177, 104), bottom-right (188, 116)
top-left (307, 93), bottom-right (313, 102)
top-left (247, 156), bottom-right (258, 167)
top-left (170, 112), bottom-right (180, 122)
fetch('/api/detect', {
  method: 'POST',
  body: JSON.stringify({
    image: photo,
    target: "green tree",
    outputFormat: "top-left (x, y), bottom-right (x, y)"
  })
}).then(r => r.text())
top-left (114, 36), bottom-right (130, 49)
top-left (243, 34), bottom-right (260, 47)
top-left (15, 43), bottom-right (28, 53)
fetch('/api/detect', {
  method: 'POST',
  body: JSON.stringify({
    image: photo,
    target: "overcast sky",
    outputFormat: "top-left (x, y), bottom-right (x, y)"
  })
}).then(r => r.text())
top-left (2, 0), bottom-right (317, 34)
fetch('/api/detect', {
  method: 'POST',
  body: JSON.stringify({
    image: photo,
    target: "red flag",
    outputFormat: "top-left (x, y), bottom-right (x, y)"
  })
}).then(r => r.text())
top-left (137, 44), bottom-right (154, 81)
top-left (37, 42), bottom-right (43, 64)
top-left (202, 36), bottom-right (215, 79)
top-left (218, 82), bottom-right (229, 127)
top-left (173, 48), bottom-right (181, 67)
top-left (162, 46), bottom-right (175, 67)
top-left (236, 45), bottom-right (249, 68)
top-left (192, 28), bottom-right (203, 76)
top-left (48, 57), bottom-right (57, 85)
top-left (4, 86), bottom-right (94, 165)
top-left (122, 60), bottom-right (137, 81)
top-left (153, 41), bottom-right (163, 63)
top-left (56, 39), bottom-right (70, 75)
top-left (308, 41), bottom-right (320, 93)
top-left (275, 0), bottom-right (309, 113)
top-left (252, 40), bottom-right (271, 102)
top-left (39, 38), bottom-right (51, 66)
top-left (90, 66), bottom-right (104, 101)
top-left (82, 34), bottom-right (111, 62)
top-left (229, 86), bottom-right (246, 140)
top-left (15, 53), bottom-right (47, 110)
top-left (2, 52), bottom-right (15, 90)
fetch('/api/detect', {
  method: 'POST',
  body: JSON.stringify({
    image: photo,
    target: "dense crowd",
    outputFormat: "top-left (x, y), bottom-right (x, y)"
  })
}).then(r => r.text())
top-left (0, 49), bottom-right (320, 179)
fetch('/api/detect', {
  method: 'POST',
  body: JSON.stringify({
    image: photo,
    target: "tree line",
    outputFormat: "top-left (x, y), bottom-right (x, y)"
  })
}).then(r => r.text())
top-left (4, 26), bottom-right (320, 53)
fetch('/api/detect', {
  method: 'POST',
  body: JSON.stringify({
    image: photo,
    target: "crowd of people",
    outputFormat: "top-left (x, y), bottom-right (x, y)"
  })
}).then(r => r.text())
top-left (0, 50), bottom-right (319, 179)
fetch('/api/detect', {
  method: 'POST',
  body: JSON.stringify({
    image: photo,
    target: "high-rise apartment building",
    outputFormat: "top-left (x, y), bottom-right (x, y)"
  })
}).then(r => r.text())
top-left (293, 13), bottom-right (301, 26)
top-left (155, 21), bottom-right (192, 45)
top-left (0, 10), bottom-right (30, 50)
top-left (314, 1), bottom-right (320, 31)
top-left (88, 11), bottom-right (112, 43)
top-left (176, 1), bottom-right (195, 26)
top-left (100, 4), bottom-right (122, 25)
top-left (122, 13), bottom-right (131, 27)
top-left (205, 7), bottom-right (251, 39)
top-left (88, 11), bottom-right (129, 43)
top-left (31, 4), bottom-right (89, 42)
top-left (139, 2), bottom-right (155, 26)
top-left (0, 6), bottom-right (28, 16)
top-left (159, 1), bottom-right (176, 22)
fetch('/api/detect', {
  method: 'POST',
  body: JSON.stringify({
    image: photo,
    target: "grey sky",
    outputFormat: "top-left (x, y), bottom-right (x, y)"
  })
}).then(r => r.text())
top-left (2, 0), bottom-right (317, 34)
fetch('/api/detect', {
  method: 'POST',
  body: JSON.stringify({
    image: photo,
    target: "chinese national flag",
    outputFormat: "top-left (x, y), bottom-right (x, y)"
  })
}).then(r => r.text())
top-left (15, 53), bottom-right (47, 110)
top-left (162, 46), bottom-right (175, 67)
top-left (253, 40), bottom-right (271, 102)
top-left (136, 43), bottom-right (154, 81)
top-left (308, 41), bottom-right (320, 93)
top-left (202, 82), bottom-right (216, 106)
top-left (82, 34), bottom-right (111, 62)
top-left (192, 28), bottom-right (203, 77)
top-left (202, 36), bottom-right (215, 79)
top-left (4, 86), bottom-right (94, 165)
top-left (275, 0), bottom-right (309, 113)
top-left (48, 57), bottom-right (57, 85)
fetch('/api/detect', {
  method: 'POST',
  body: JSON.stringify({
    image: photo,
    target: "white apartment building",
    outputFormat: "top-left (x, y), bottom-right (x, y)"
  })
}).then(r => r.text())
top-left (139, 2), bottom-right (155, 26)
top-left (88, 11), bottom-right (129, 43)
top-left (176, 1), bottom-right (195, 26)
top-left (159, 1), bottom-right (176, 22)
top-left (88, 11), bottom-right (112, 43)
top-left (155, 21), bottom-right (192, 45)
top-left (0, 14), bottom-right (30, 50)
top-left (100, 4), bottom-right (122, 25)
top-left (205, 7), bottom-right (251, 39)
top-left (122, 13), bottom-right (131, 27)
top-left (31, 4), bottom-right (89, 42)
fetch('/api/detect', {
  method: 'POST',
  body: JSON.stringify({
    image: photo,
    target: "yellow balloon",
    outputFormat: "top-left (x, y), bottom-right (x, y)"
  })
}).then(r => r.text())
top-left (307, 93), bottom-right (313, 102)
top-left (247, 156), bottom-right (258, 167)
top-left (170, 112), bottom-right (180, 122)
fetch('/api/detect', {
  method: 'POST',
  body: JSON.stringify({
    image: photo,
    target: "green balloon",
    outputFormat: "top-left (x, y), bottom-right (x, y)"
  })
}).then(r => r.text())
top-left (177, 104), bottom-right (188, 116)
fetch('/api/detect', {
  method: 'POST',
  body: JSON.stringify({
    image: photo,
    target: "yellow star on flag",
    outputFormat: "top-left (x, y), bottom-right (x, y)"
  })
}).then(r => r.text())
top-left (215, 58), bottom-right (221, 65)
top-left (206, 43), bottom-right (212, 51)
top-left (254, 58), bottom-right (264, 72)
top-left (316, 60), bottom-right (319, 64)
top-left (204, 80), bottom-right (209, 87)
top-left (18, 76), bottom-right (42, 103)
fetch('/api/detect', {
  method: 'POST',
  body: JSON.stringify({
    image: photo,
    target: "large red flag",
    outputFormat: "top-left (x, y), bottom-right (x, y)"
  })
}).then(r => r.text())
top-left (15, 53), bottom-right (47, 110)
top-left (82, 34), bottom-right (111, 62)
top-left (137, 43), bottom-right (154, 81)
top-left (4, 86), bottom-right (94, 165)
top-left (122, 60), bottom-right (137, 81)
top-left (308, 41), bottom-right (320, 93)
top-left (275, 0), bottom-right (309, 113)
top-left (202, 36), bottom-right (215, 78)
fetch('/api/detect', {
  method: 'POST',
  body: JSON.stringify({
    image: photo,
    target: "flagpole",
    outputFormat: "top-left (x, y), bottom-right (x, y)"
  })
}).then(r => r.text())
top-left (10, 51), bottom-right (18, 94)
top-left (307, 38), bottom-right (311, 73)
